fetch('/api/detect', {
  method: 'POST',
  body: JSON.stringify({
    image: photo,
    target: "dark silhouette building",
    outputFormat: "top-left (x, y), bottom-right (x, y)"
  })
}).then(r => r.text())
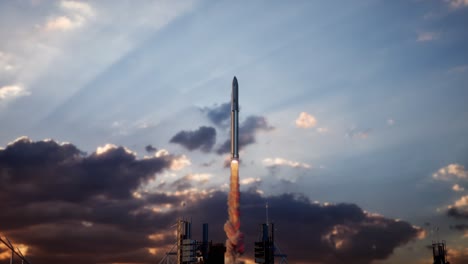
top-left (254, 223), bottom-right (287, 264)
top-left (432, 241), bottom-right (450, 264)
top-left (158, 220), bottom-right (225, 264)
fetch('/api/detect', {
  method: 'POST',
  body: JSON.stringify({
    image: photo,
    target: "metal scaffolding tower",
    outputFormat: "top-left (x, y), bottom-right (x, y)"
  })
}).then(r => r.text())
top-left (432, 240), bottom-right (450, 264)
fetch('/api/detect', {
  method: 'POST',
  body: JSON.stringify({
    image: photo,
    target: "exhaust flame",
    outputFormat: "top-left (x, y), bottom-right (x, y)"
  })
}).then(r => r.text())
top-left (224, 159), bottom-right (244, 263)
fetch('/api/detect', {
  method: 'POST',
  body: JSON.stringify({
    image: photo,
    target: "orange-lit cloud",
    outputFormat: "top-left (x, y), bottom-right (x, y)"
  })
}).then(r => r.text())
top-left (433, 163), bottom-right (468, 180)
top-left (295, 112), bottom-right (317, 128)
top-left (453, 184), bottom-right (465, 192)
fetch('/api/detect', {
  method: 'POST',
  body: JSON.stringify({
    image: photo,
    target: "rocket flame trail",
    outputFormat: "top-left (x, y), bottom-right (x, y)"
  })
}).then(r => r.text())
top-left (224, 159), bottom-right (244, 263)
top-left (225, 76), bottom-right (243, 264)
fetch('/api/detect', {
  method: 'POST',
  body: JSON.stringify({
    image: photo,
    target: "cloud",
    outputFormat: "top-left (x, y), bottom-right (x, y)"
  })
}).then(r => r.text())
top-left (240, 177), bottom-right (261, 185)
top-left (447, 248), bottom-right (468, 264)
top-left (169, 154), bottom-right (191, 171)
top-left (317, 127), bottom-right (329, 134)
top-left (448, 64), bottom-right (468, 74)
top-left (387, 119), bottom-right (395, 126)
top-left (45, 16), bottom-right (82, 31)
top-left (295, 112), bottom-right (317, 128)
top-left (417, 32), bottom-right (439, 42)
top-left (96, 143), bottom-right (135, 156)
top-left (0, 52), bottom-right (16, 72)
top-left (0, 137), bottom-right (185, 263)
top-left (170, 173), bottom-right (212, 191)
top-left (183, 192), bottom-right (424, 264)
top-left (201, 102), bottom-right (274, 155)
top-left (346, 128), bottom-right (371, 139)
top-left (170, 126), bottom-right (216, 152)
top-left (0, 85), bottom-right (30, 101)
top-left (145, 144), bottom-right (157, 153)
top-left (447, 207), bottom-right (468, 219)
top-left (61, 0), bottom-right (94, 17)
top-left (0, 137), bottom-right (424, 264)
top-left (202, 102), bottom-right (231, 127)
top-left (445, 0), bottom-right (468, 8)
top-left (262, 157), bottom-right (311, 169)
top-left (453, 184), bottom-right (465, 192)
top-left (447, 195), bottom-right (468, 219)
top-left (450, 224), bottom-right (468, 231)
top-left (0, 137), bottom-right (173, 203)
top-left (217, 116), bottom-right (274, 155)
top-left (45, 0), bottom-right (94, 31)
top-left (453, 195), bottom-right (468, 207)
top-left (433, 163), bottom-right (468, 180)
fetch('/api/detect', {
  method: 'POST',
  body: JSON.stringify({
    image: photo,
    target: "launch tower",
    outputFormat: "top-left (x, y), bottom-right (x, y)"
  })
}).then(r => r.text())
top-left (432, 240), bottom-right (450, 264)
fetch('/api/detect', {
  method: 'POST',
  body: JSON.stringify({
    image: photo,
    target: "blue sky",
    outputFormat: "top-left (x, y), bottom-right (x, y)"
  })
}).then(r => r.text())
top-left (0, 0), bottom-right (467, 263)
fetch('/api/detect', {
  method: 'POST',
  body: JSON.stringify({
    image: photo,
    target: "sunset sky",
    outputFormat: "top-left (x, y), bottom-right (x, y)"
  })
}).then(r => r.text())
top-left (1, 0), bottom-right (468, 263)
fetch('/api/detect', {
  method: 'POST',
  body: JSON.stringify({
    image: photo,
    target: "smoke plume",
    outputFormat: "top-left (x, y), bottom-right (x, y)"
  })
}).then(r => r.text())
top-left (224, 160), bottom-right (244, 263)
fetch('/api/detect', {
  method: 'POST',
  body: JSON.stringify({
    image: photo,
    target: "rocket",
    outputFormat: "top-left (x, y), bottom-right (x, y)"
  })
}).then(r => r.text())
top-left (231, 76), bottom-right (239, 160)
top-left (225, 76), bottom-right (244, 261)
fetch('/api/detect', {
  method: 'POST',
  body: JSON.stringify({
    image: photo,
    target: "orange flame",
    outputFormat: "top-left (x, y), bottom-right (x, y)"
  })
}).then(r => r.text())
top-left (224, 160), bottom-right (244, 263)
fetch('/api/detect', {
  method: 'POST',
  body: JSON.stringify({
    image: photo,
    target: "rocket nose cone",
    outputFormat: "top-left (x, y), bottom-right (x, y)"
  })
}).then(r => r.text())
top-left (233, 76), bottom-right (238, 87)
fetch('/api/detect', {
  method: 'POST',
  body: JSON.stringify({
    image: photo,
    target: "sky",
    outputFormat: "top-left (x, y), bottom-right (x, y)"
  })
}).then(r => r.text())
top-left (0, 0), bottom-right (468, 263)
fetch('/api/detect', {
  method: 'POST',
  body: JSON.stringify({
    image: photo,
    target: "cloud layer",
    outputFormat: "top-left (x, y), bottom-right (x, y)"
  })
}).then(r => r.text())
top-left (0, 138), bottom-right (423, 264)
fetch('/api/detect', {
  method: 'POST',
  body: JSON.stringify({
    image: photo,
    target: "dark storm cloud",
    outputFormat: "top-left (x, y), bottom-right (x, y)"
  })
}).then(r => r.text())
top-left (346, 127), bottom-right (371, 139)
top-left (201, 101), bottom-right (274, 155)
top-left (0, 137), bottom-right (181, 263)
top-left (202, 102), bottom-right (231, 127)
top-left (182, 192), bottom-right (423, 264)
top-left (170, 126), bottom-right (216, 152)
top-left (0, 138), bottom-right (422, 264)
top-left (217, 115), bottom-right (274, 155)
top-left (0, 137), bottom-right (172, 203)
top-left (447, 207), bottom-right (468, 219)
top-left (450, 224), bottom-right (468, 231)
top-left (145, 144), bottom-right (157, 153)
top-left (170, 175), bottom-right (193, 191)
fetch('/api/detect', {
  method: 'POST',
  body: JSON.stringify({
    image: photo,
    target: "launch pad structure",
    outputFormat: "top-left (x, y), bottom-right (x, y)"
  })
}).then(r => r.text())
top-left (158, 219), bottom-right (225, 264)
top-left (432, 240), bottom-right (450, 264)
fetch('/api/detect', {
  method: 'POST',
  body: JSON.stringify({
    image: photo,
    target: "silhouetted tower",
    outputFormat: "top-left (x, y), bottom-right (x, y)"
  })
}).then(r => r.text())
top-left (254, 223), bottom-right (275, 264)
top-left (432, 240), bottom-right (450, 264)
top-left (254, 203), bottom-right (287, 264)
top-left (177, 219), bottom-right (196, 264)
top-left (200, 223), bottom-right (226, 264)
